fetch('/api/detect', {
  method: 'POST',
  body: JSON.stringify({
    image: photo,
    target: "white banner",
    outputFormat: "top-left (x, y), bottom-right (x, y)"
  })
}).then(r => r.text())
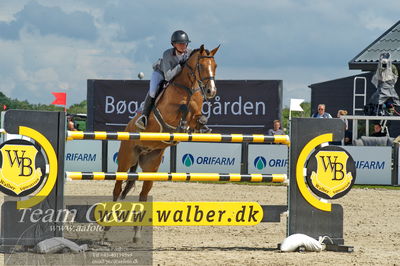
top-left (63, 140), bottom-right (393, 185)
top-left (343, 146), bottom-right (392, 185)
top-left (65, 140), bottom-right (102, 172)
top-left (107, 141), bottom-right (170, 172)
top-left (248, 144), bottom-right (288, 174)
top-left (176, 142), bottom-right (241, 173)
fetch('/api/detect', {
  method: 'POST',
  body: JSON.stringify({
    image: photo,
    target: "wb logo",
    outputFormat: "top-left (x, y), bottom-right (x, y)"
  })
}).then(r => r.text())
top-left (4, 150), bottom-right (34, 176)
top-left (0, 140), bottom-right (45, 197)
top-left (306, 146), bottom-right (356, 200)
top-left (182, 154), bottom-right (195, 167)
top-left (319, 155), bottom-right (346, 180)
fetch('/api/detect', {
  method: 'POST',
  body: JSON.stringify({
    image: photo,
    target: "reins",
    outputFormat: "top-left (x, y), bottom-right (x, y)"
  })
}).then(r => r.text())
top-left (172, 53), bottom-right (215, 101)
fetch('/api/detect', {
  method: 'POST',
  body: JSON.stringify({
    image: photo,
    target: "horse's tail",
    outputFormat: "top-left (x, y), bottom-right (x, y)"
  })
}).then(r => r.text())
top-left (120, 164), bottom-right (138, 200)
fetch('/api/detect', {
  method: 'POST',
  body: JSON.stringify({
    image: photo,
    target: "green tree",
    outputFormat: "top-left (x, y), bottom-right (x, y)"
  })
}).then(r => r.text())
top-left (0, 91), bottom-right (88, 113)
top-left (68, 100), bottom-right (87, 114)
top-left (0, 92), bottom-right (64, 111)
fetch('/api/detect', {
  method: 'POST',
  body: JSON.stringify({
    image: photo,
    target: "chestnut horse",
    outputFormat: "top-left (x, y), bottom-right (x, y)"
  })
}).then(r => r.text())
top-left (113, 45), bottom-right (219, 203)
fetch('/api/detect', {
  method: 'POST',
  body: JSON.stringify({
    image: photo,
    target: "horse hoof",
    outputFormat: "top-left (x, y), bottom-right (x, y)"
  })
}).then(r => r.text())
top-left (133, 226), bottom-right (142, 243)
top-left (104, 226), bottom-right (111, 232)
top-left (135, 116), bottom-right (147, 130)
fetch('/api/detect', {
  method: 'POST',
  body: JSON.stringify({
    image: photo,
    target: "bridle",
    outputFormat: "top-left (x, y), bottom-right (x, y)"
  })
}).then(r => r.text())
top-left (172, 52), bottom-right (216, 100)
top-left (190, 54), bottom-right (215, 97)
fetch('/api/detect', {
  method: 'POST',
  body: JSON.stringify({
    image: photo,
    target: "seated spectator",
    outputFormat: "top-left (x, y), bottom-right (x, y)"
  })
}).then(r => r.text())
top-left (344, 130), bottom-right (352, 145)
top-left (311, 104), bottom-right (332, 118)
top-left (267, 120), bottom-right (285, 135)
top-left (67, 116), bottom-right (77, 131)
top-left (371, 123), bottom-right (387, 137)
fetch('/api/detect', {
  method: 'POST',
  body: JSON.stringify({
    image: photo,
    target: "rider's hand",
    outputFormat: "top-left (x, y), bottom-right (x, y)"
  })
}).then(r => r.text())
top-left (179, 60), bottom-right (186, 67)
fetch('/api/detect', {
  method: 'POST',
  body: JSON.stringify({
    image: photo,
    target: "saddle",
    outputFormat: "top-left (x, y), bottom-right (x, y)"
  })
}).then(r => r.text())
top-left (151, 81), bottom-right (188, 136)
top-left (154, 80), bottom-right (169, 106)
top-left (150, 80), bottom-right (208, 137)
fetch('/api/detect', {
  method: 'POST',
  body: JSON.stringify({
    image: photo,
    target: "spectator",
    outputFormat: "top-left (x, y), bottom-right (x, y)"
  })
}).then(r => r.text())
top-left (311, 104), bottom-right (332, 118)
top-left (267, 120), bottom-right (285, 135)
top-left (337, 110), bottom-right (352, 145)
top-left (337, 110), bottom-right (348, 129)
top-left (371, 123), bottom-right (387, 137)
top-left (67, 116), bottom-right (77, 131)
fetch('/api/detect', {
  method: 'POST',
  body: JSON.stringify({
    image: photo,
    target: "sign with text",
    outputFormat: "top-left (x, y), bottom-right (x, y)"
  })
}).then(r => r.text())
top-left (248, 144), bottom-right (288, 174)
top-left (65, 140), bottom-right (102, 172)
top-left (107, 141), bottom-right (170, 172)
top-left (343, 146), bottom-right (391, 185)
top-left (176, 142), bottom-right (241, 173)
top-left (87, 80), bottom-right (282, 134)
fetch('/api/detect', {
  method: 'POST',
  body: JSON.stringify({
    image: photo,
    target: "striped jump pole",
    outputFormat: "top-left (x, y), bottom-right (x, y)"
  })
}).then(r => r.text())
top-left (66, 172), bottom-right (287, 183)
top-left (67, 131), bottom-right (290, 145)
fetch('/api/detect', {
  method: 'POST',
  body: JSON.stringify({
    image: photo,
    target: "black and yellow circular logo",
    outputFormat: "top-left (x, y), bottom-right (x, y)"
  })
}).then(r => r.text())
top-left (0, 139), bottom-right (46, 197)
top-left (306, 146), bottom-right (356, 199)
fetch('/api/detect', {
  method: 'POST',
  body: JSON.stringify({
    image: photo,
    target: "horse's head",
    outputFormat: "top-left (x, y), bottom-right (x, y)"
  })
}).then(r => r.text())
top-left (187, 44), bottom-right (220, 99)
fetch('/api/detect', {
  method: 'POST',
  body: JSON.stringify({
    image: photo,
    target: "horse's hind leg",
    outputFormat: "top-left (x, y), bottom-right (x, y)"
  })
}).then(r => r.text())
top-left (131, 149), bottom-right (164, 243)
top-left (138, 149), bottom-right (165, 201)
top-left (120, 164), bottom-right (138, 200)
top-left (113, 141), bottom-right (139, 201)
top-left (113, 181), bottom-right (123, 201)
top-left (105, 142), bottom-right (138, 237)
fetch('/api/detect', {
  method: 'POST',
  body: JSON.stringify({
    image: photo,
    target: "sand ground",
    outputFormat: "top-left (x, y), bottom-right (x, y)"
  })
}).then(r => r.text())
top-left (72, 181), bottom-right (400, 265)
top-left (2, 181), bottom-right (400, 265)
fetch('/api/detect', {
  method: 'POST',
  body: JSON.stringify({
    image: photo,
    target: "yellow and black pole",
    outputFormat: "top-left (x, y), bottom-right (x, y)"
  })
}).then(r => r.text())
top-left (67, 131), bottom-right (290, 145)
top-left (66, 171), bottom-right (287, 183)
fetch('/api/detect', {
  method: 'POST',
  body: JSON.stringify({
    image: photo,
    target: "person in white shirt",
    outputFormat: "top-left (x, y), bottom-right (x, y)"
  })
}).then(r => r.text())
top-left (311, 104), bottom-right (332, 118)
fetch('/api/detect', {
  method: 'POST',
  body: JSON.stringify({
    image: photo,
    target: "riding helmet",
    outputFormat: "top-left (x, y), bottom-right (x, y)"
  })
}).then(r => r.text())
top-left (171, 30), bottom-right (191, 44)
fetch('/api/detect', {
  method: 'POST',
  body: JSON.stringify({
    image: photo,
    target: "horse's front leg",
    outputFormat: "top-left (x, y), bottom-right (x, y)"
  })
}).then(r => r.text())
top-left (187, 100), bottom-right (210, 133)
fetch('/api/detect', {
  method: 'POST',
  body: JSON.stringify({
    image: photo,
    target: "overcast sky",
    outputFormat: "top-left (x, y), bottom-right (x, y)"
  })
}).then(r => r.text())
top-left (0, 0), bottom-right (399, 107)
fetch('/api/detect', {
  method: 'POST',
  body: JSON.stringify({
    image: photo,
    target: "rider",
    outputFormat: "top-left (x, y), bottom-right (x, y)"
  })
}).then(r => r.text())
top-left (136, 30), bottom-right (211, 132)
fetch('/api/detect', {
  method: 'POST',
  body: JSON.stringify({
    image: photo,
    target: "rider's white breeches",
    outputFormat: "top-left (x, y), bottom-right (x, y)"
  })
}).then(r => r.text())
top-left (149, 71), bottom-right (164, 98)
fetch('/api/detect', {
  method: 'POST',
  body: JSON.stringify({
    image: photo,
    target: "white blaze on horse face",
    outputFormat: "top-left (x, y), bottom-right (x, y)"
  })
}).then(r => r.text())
top-left (206, 63), bottom-right (217, 99)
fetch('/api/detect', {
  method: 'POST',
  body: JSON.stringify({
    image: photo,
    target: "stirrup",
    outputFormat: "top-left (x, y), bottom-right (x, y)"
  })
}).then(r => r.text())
top-left (135, 115), bottom-right (147, 130)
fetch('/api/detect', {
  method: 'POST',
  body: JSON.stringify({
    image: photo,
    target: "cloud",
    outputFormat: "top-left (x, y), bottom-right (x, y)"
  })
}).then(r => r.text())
top-left (0, 1), bottom-right (98, 40)
top-left (0, 0), bottom-right (399, 106)
top-left (0, 23), bottom-right (137, 104)
top-left (218, 64), bottom-right (351, 106)
top-left (96, 0), bottom-right (394, 70)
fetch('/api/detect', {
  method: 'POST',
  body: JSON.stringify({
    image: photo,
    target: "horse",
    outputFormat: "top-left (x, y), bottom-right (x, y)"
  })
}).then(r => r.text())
top-left (112, 45), bottom-right (219, 204)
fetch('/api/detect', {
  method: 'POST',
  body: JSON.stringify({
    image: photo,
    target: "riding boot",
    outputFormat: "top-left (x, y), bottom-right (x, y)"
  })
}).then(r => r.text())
top-left (136, 94), bottom-right (156, 130)
top-left (197, 115), bottom-right (212, 133)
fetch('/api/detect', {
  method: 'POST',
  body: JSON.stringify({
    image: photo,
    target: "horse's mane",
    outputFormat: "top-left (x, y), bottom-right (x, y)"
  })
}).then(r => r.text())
top-left (189, 47), bottom-right (210, 57)
top-left (170, 47), bottom-right (210, 82)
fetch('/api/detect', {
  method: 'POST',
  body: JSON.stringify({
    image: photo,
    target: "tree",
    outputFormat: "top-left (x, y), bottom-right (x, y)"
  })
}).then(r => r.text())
top-left (68, 100), bottom-right (87, 114)
top-left (0, 91), bottom-right (88, 113)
